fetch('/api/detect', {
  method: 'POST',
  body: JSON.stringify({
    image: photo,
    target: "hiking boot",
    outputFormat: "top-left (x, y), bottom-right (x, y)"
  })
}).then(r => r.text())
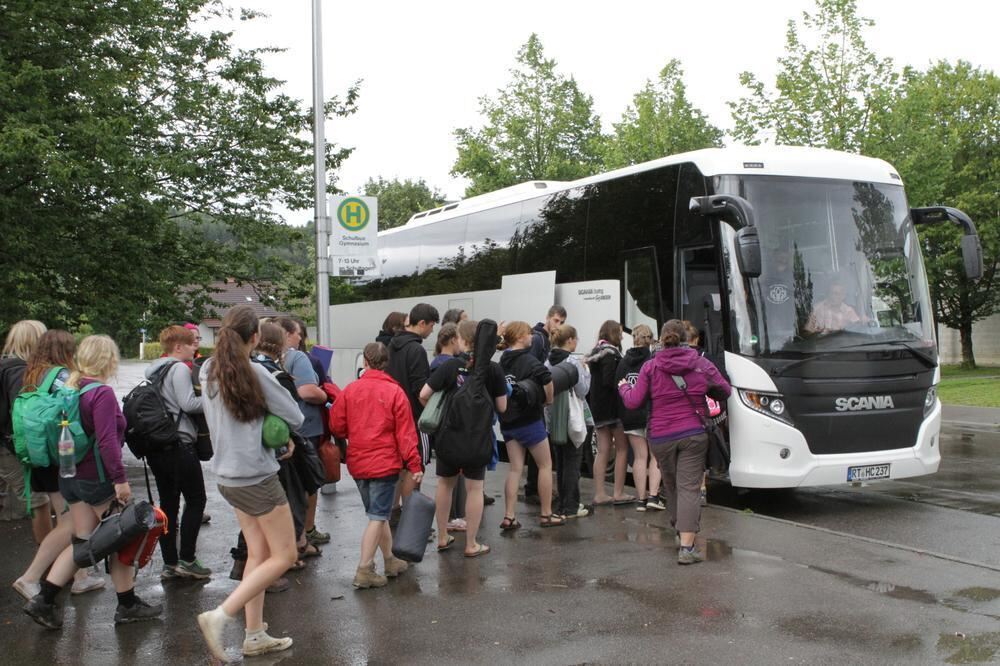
top-left (353, 565), bottom-right (388, 589)
top-left (13, 578), bottom-right (40, 602)
top-left (677, 547), bottom-right (704, 565)
top-left (646, 497), bottom-right (667, 511)
top-left (229, 559), bottom-right (245, 581)
top-left (305, 527), bottom-right (331, 545)
top-left (384, 557), bottom-right (409, 578)
top-left (266, 577), bottom-right (290, 594)
top-left (23, 595), bottom-right (62, 630)
top-left (72, 571), bottom-right (106, 594)
top-left (114, 596), bottom-right (163, 624)
top-left (243, 623), bottom-right (293, 657)
top-left (176, 559), bottom-right (212, 579)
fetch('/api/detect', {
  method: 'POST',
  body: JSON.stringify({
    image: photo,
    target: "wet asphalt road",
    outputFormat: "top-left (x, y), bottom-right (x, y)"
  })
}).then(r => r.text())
top-left (1, 362), bottom-right (999, 664)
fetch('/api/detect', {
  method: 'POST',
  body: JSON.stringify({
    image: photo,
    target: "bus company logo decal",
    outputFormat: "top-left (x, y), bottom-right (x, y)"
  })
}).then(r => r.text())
top-left (834, 396), bottom-right (895, 412)
top-left (767, 283), bottom-right (790, 304)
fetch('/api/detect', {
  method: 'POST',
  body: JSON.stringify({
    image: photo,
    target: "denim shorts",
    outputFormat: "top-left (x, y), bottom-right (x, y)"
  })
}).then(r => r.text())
top-left (59, 476), bottom-right (115, 507)
top-left (355, 474), bottom-right (399, 521)
top-left (501, 419), bottom-right (548, 448)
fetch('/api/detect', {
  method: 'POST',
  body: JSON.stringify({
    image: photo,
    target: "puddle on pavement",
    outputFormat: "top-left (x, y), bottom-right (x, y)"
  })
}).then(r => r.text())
top-left (938, 631), bottom-right (1000, 664)
top-left (809, 565), bottom-right (938, 604)
top-left (956, 587), bottom-right (1000, 602)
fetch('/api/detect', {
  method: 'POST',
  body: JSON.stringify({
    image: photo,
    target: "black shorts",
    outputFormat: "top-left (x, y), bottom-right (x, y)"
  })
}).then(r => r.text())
top-left (435, 457), bottom-right (486, 482)
top-left (30, 465), bottom-right (61, 494)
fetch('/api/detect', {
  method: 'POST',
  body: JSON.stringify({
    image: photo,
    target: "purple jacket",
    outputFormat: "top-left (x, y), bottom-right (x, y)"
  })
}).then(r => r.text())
top-left (618, 346), bottom-right (731, 442)
top-left (76, 380), bottom-right (127, 484)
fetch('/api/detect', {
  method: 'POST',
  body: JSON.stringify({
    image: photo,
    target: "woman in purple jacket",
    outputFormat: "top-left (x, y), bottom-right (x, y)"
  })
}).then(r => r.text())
top-left (618, 320), bottom-right (731, 565)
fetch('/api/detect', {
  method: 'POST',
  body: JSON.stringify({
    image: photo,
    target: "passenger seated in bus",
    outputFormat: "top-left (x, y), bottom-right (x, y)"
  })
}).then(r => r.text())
top-left (805, 282), bottom-right (862, 334)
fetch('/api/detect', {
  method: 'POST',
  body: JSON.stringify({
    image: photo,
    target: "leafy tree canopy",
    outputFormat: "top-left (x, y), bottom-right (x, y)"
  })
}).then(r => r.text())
top-left (603, 60), bottom-right (723, 169)
top-left (0, 0), bottom-right (358, 348)
top-left (452, 34), bottom-right (603, 197)
top-left (729, 0), bottom-right (896, 151)
top-left (361, 176), bottom-right (445, 230)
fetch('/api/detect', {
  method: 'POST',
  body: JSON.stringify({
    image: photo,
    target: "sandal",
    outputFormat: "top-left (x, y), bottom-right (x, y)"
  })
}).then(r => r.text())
top-left (539, 514), bottom-right (565, 528)
top-left (613, 495), bottom-right (637, 505)
top-left (298, 543), bottom-right (322, 559)
top-left (437, 535), bottom-right (456, 552)
top-left (288, 559), bottom-right (306, 571)
top-left (500, 516), bottom-right (521, 531)
top-left (464, 543), bottom-right (491, 558)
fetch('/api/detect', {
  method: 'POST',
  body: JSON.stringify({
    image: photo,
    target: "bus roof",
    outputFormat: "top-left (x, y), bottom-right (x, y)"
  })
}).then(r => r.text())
top-left (390, 146), bottom-right (901, 235)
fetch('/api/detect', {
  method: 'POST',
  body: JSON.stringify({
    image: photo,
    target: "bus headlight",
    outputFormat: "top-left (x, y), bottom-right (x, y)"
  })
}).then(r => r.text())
top-left (924, 386), bottom-right (937, 416)
top-left (739, 389), bottom-right (792, 424)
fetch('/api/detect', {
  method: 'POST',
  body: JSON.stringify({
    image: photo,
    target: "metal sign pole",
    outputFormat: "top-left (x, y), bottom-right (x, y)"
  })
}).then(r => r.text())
top-left (312, 0), bottom-right (331, 347)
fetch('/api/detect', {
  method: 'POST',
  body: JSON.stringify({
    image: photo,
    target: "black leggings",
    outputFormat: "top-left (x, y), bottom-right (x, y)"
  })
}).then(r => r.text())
top-left (147, 444), bottom-right (207, 565)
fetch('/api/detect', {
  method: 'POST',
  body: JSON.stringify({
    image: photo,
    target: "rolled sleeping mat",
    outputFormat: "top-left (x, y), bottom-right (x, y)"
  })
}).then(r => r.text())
top-left (550, 360), bottom-right (580, 394)
top-left (391, 491), bottom-right (435, 563)
top-left (73, 500), bottom-right (159, 568)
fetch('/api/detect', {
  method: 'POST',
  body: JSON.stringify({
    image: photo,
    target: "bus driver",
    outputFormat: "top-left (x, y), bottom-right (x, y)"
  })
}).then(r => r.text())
top-left (805, 282), bottom-right (862, 334)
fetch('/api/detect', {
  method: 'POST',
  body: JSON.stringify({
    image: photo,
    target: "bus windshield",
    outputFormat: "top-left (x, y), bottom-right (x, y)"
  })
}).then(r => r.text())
top-left (726, 176), bottom-right (935, 357)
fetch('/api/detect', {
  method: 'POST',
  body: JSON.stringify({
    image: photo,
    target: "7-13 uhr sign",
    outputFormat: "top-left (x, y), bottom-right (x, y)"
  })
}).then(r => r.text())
top-left (329, 195), bottom-right (379, 277)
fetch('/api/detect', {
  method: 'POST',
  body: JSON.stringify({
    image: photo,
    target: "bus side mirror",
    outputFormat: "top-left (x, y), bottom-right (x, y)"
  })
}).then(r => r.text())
top-left (961, 234), bottom-right (983, 281)
top-left (735, 226), bottom-right (762, 278)
top-left (912, 206), bottom-right (984, 281)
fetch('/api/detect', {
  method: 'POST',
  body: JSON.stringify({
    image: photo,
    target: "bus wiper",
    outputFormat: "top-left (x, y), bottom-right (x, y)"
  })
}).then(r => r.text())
top-left (839, 340), bottom-right (936, 368)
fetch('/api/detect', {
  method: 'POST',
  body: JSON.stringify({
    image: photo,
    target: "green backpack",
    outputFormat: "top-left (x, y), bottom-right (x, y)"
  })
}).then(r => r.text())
top-left (11, 367), bottom-right (106, 507)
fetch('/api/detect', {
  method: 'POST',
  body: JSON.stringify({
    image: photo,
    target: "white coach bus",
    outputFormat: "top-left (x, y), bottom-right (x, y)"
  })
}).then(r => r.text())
top-left (327, 146), bottom-right (983, 488)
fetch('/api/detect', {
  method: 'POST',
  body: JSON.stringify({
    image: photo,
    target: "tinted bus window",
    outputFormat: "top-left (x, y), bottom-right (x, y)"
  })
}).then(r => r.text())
top-left (515, 187), bottom-right (589, 282)
top-left (674, 162), bottom-right (711, 246)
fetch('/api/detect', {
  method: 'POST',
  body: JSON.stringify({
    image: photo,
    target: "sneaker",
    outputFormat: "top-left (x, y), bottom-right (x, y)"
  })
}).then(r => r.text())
top-left (446, 518), bottom-right (467, 532)
top-left (13, 578), bottom-right (40, 602)
top-left (161, 565), bottom-right (180, 580)
top-left (198, 606), bottom-right (233, 662)
top-left (305, 527), bottom-right (331, 545)
top-left (23, 594), bottom-right (62, 630)
top-left (352, 564), bottom-right (388, 589)
top-left (384, 556), bottom-right (409, 578)
top-left (266, 577), bottom-right (290, 594)
top-left (201, 512), bottom-right (211, 525)
top-left (574, 504), bottom-right (591, 518)
top-left (700, 487), bottom-right (708, 506)
top-left (677, 547), bottom-right (704, 565)
top-left (176, 559), bottom-right (212, 579)
top-left (114, 596), bottom-right (163, 624)
top-left (635, 498), bottom-right (648, 512)
top-left (243, 623), bottom-right (293, 657)
top-left (483, 493), bottom-right (495, 506)
top-left (646, 497), bottom-right (667, 511)
top-left (72, 571), bottom-right (106, 594)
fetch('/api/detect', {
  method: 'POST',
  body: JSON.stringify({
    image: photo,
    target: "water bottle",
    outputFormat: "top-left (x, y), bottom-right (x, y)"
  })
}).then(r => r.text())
top-left (58, 419), bottom-right (76, 478)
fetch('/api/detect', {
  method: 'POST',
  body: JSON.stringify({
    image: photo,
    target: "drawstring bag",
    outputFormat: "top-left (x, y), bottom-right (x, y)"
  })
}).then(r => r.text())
top-left (567, 392), bottom-right (588, 447)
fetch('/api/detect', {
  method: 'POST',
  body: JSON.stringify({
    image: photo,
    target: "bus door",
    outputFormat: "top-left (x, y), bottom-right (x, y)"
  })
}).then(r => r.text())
top-left (678, 245), bottom-right (723, 356)
top-left (621, 247), bottom-right (663, 335)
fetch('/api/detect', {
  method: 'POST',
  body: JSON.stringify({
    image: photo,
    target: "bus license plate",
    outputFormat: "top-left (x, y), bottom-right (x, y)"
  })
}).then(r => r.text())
top-left (847, 464), bottom-right (890, 482)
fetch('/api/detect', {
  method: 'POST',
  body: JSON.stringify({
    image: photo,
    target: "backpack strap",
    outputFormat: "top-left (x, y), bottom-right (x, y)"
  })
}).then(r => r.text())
top-left (38, 366), bottom-right (63, 393)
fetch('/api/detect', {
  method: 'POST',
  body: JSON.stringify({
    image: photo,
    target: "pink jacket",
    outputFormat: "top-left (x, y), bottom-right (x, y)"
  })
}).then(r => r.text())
top-left (618, 346), bottom-right (731, 442)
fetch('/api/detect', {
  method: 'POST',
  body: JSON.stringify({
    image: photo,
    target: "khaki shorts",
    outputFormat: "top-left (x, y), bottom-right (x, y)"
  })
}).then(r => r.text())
top-left (0, 448), bottom-right (50, 520)
top-left (218, 474), bottom-right (287, 517)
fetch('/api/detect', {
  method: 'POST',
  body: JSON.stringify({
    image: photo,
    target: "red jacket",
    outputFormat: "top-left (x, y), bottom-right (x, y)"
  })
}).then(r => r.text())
top-left (329, 369), bottom-right (421, 479)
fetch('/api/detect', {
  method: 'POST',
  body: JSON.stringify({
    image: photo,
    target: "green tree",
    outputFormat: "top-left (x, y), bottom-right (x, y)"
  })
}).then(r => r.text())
top-left (452, 34), bottom-right (603, 196)
top-left (362, 176), bottom-right (445, 230)
top-left (603, 60), bottom-right (723, 169)
top-left (0, 0), bottom-right (358, 349)
top-left (869, 61), bottom-right (1000, 368)
top-left (729, 0), bottom-right (896, 151)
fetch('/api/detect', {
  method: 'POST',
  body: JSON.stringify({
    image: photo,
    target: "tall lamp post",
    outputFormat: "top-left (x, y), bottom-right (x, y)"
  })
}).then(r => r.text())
top-left (312, 0), bottom-right (331, 347)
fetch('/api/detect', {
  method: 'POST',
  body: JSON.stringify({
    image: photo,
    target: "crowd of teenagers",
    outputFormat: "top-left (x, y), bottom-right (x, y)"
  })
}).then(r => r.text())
top-left (0, 300), bottom-right (730, 659)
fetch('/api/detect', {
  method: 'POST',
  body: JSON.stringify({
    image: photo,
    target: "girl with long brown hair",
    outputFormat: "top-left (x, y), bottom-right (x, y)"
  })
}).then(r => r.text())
top-left (13, 330), bottom-right (105, 601)
top-left (587, 320), bottom-right (632, 505)
top-left (197, 305), bottom-right (304, 659)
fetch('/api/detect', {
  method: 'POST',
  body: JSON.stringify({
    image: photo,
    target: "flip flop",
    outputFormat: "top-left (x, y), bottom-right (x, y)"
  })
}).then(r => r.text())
top-left (613, 495), bottom-right (637, 505)
top-left (464, 543), bottom-right (491, 558)
top-left (437, 535), bottom-right (456, 552)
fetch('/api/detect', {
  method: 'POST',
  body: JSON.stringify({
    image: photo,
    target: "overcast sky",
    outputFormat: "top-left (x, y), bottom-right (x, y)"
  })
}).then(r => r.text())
top-left (221, 0), bottom-right (999, 225)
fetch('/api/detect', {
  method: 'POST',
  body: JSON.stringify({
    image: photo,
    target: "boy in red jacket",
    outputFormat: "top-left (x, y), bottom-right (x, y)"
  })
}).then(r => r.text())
top-left (330, 342), bottom-right (424, 589)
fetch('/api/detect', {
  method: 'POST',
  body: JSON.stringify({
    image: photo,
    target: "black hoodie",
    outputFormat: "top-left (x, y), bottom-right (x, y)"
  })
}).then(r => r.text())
top-left (586, 343), bottom-right (623, 423)
top-left (387, 331), bottom-right (430, 420)
top-left (615, 346), bottom-right (651, 430)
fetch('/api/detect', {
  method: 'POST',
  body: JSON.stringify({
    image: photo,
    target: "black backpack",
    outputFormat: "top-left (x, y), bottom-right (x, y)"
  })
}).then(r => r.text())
top-left (123, 361), bottom-right (182, 459)
top-left (434, 320), bottom-right (500, 470)
top-left (0, 358), bottom-right (27, 453)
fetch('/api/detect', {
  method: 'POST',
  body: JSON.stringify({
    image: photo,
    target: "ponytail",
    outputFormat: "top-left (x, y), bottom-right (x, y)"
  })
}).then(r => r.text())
top-left (208, 305), bottom-right (267, 422)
